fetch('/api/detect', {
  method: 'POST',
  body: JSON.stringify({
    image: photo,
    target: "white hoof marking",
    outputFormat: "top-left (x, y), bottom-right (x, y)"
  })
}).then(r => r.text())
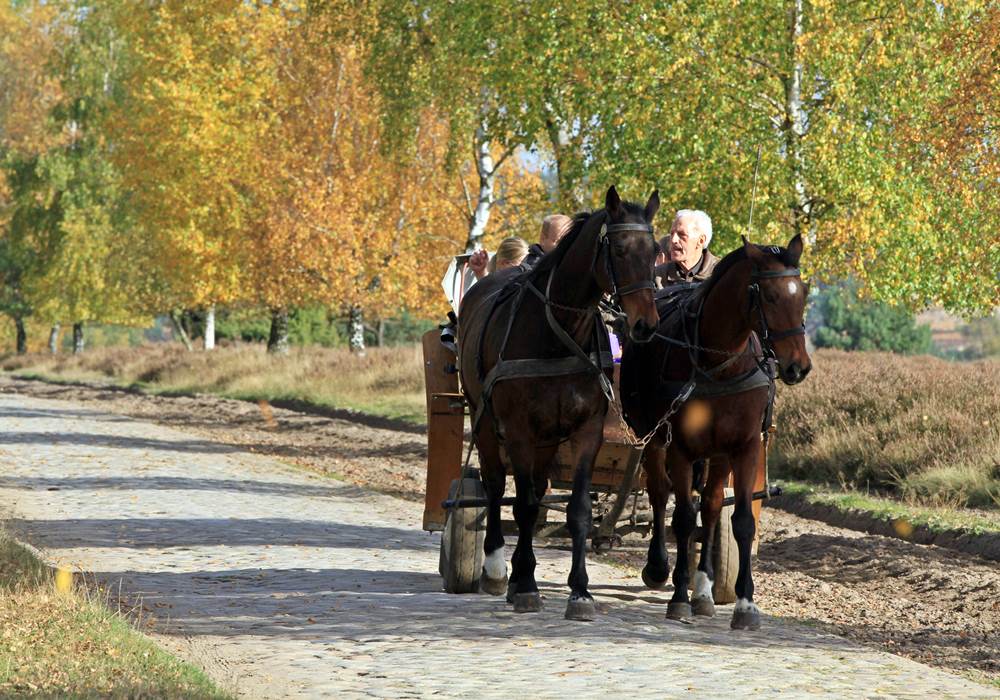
top-left (693, 571), bottom-right (713, 601)
top-left (484, 548), bottom-right (507, 579)
top-left (735, 597), bottom-right (760, 614)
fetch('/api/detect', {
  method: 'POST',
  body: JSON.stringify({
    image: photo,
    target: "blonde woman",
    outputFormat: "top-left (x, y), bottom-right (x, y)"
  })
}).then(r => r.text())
top-left (486, 236), bottom-right (530, 274)
top-left (469, 236), bottom-right (531, 279)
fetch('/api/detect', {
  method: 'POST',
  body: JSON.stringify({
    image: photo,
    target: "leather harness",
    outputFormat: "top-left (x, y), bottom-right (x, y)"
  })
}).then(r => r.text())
top-left (469, 218), bottom-right (655, 438)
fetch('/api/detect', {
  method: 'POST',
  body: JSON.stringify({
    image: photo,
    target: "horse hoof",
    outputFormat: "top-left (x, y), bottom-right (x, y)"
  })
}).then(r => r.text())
top-left (480, 573), bottom-right (508, 597)
top-left (730, 609), bottom-right (761, 630)
top-left (512, 592), bottom-right (543, 613)
top-left (641, 566), bottom-right (668, 590)
top-left (505, 578), bottom-right (517, 604)
top-left (666, 601), bottom-right (692, 620)
top-left (692, 597), bottom-right (715, 617)
top-left (564, 596), bottom-right (596, 621)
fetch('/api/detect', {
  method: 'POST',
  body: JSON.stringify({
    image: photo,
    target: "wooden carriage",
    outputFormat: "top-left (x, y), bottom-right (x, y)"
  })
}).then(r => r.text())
top-left (421, 329), bottom-right (771, 602)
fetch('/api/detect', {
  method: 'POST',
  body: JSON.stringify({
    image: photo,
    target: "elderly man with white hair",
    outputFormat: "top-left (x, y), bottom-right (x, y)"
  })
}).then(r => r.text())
top-left (654, 209), bottom-right (719, 288)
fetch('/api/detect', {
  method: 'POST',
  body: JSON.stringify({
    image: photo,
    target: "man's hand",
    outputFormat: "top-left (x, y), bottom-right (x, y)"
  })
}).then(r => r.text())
top-left (468, 249), bottom-right (489, 279)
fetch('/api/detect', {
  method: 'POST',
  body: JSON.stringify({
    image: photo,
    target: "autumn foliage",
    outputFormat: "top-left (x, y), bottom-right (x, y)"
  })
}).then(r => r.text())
top-left (0, 0), bottom-right (997, 355)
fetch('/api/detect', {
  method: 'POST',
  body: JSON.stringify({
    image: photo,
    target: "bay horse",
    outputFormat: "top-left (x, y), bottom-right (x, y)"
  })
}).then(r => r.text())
top-left (621, 234), bottom-right (811, 630)
top-left (458, 186), bottom-right (660, 621)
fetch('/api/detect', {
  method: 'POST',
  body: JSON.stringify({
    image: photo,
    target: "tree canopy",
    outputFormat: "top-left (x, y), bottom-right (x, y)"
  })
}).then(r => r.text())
top-left (0, 0), bottom-right (996, 355)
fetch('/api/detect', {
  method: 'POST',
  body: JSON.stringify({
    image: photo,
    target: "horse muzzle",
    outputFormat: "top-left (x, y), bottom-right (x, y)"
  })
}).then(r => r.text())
top-left (779, 361), bottom-right (811, 385)
top-left (629, 318), bottom-right (656, 344)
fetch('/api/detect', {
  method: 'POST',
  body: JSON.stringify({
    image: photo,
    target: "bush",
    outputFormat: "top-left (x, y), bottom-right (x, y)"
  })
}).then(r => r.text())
top-left (813, 284), bottom-right (932, 354)
top-left (772, 349), bottom-right (1000, 508)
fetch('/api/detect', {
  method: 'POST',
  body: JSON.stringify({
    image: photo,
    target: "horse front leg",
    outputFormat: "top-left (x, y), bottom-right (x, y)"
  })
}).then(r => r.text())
top-left (666, 446), bottom-right (696, 620)
top-left (641, 438), bottom-right (670, 589)
top-left (692, 459), bottom-right (730, 617)
top-left (506, 441), bottom-right (543, 613)
top-left (564, 414), bottom-right (603, 621)
top-left (478, 429), bottom-right (508, 596)
top-left (729, 438), bottom-right (763, 630)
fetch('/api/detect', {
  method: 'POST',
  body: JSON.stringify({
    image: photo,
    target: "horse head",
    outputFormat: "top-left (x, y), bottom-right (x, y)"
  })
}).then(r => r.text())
top-left (743, 234), bottom-right (812, 385)
top-left (597, 186), bottom-right (660, 343)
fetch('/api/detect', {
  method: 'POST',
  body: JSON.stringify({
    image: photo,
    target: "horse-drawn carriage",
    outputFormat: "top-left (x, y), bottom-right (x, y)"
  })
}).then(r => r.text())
top-left (420, 288), bottom-right (773, 605)
top-left (420, 188), bottom-right (809, 627)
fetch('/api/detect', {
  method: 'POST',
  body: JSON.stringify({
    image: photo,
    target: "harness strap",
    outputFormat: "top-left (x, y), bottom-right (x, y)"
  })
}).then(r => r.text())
top-left (526, 277), bottom-right (615, 401)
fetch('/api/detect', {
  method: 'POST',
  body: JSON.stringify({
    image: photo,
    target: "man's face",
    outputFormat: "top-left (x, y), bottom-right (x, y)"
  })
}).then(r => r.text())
top-left (669, 216), bottom-right (705, 270)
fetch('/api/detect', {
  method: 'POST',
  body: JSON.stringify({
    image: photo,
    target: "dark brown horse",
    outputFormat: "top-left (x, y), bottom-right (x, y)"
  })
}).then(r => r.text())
top-left (458, 186), bottom-right (660, 620)
top-left (621, 234), bottom-right (811, 630)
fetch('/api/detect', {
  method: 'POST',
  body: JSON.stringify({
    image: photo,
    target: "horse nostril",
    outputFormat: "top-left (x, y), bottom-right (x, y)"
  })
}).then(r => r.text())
top-left (631, 320), bottom-right (655, 343)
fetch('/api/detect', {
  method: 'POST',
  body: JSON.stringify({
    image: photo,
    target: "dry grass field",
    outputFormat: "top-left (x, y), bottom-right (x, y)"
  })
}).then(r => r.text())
top-left (772, 349), bottom-right (1000, 509)
top-left (1, 342), bottom-right (426, 422)
top-left (3, 343), bottom-right (998, 510)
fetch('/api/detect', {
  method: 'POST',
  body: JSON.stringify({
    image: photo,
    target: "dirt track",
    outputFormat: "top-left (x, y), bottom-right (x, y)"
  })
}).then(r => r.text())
top-left (2, 375), bottom-right (997, 688)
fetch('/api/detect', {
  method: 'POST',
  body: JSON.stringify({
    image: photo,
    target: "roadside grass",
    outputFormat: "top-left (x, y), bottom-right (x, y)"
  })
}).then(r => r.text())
top-left (0, 533), bottom-right (228, 699)
top-left (1, 342), bottom-right (426, 423)
top-left (777, 480), bottom-right (1000, 536)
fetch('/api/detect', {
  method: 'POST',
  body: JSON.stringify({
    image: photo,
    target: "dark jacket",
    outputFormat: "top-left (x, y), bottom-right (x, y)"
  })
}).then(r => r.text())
top-left (654, 249), bottom-right (719, 288)
top-left (521, 243), bottom-right (547, 270)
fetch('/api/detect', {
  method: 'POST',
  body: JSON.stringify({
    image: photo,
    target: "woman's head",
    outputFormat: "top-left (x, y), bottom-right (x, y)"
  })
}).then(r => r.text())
top-left (487, 236), bottom-right (530, 273)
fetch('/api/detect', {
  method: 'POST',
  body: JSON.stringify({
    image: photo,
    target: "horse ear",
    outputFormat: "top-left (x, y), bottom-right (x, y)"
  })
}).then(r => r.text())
top-left (644, 190), bottom-right (660, 222)
top-left (743, 235), bottom-right (764, 262)
top-left (605, 185), bottom-right (622, 216)
top-left (786, 233), bottom-right (803, 265)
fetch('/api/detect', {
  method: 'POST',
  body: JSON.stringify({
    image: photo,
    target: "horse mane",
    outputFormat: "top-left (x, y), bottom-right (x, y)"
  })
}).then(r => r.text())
top-left (695, 242), bottom-right (797, 302)
top-left (525, 200), bottom-right (650, 282)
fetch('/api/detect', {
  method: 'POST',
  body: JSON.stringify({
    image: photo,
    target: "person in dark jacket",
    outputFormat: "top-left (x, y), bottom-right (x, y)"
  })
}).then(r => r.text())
top-left (654, 209), bottom-right (718, 288)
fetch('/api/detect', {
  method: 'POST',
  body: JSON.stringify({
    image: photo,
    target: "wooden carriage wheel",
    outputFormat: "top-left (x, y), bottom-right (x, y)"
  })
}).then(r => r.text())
top-left (439, 472), bottom-right (486, 594)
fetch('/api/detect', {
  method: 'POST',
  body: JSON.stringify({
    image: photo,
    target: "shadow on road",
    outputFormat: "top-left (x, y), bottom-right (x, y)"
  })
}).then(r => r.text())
top-left (7, 517), bottom-right (430, 550)
top-left (88, 564), bottom-right (856, 653)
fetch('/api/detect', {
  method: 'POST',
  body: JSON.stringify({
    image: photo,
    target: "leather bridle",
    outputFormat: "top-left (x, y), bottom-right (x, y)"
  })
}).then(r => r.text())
top-left (747, 265), bottom-right (806, 357)
top-left (598, 220), bottom-right (656, 304)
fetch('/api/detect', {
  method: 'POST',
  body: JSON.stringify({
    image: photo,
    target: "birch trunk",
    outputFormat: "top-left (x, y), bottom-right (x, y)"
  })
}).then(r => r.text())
top-left (72, 322), bottom-right (84, 355)
top-left (785, 0), bottom-right (812, 243)
top-left (463, 121), bottom-right (496, 253)
top-left (348, 305), bottom-right (365, 356)
top-left (204, 305), bottom-right (216, 351)
top-left (169, 310), bottom-right (193, 351)
top-left (267, 308), bottom-right (289, 355)
top-left (14, 317), bottom-right (26, 355)
top-left (49, 324), bottom-right (60, 354)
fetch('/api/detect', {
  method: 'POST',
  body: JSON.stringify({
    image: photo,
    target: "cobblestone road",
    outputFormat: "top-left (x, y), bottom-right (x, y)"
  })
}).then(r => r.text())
top-left (0, 394), bottom-right (994, 699)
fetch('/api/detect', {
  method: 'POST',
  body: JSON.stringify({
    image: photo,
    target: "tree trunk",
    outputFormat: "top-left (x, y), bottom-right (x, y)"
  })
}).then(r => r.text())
top-left (72, 322), bottom-right (85, 354)
top-left (543, 101), bottom-right (585, 212)
top-left (48, 324), bottom-right (60, 354)
top-left (785, 0), bottom-right (812, 243)
top-left (204, 305), bottom-right (216, 351)
top-left (169, 310), bottom-right (193, 351)
top-left (463, 120), bottom-right (497, 253)
top-left (377, 318), bottom-right (385, 347)
top-left (267, 308), bottom-right (289, 355)
top-left (14, 317), bottom-right (26, 355)
top-left (348, 305), bottom-right (365, 356)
